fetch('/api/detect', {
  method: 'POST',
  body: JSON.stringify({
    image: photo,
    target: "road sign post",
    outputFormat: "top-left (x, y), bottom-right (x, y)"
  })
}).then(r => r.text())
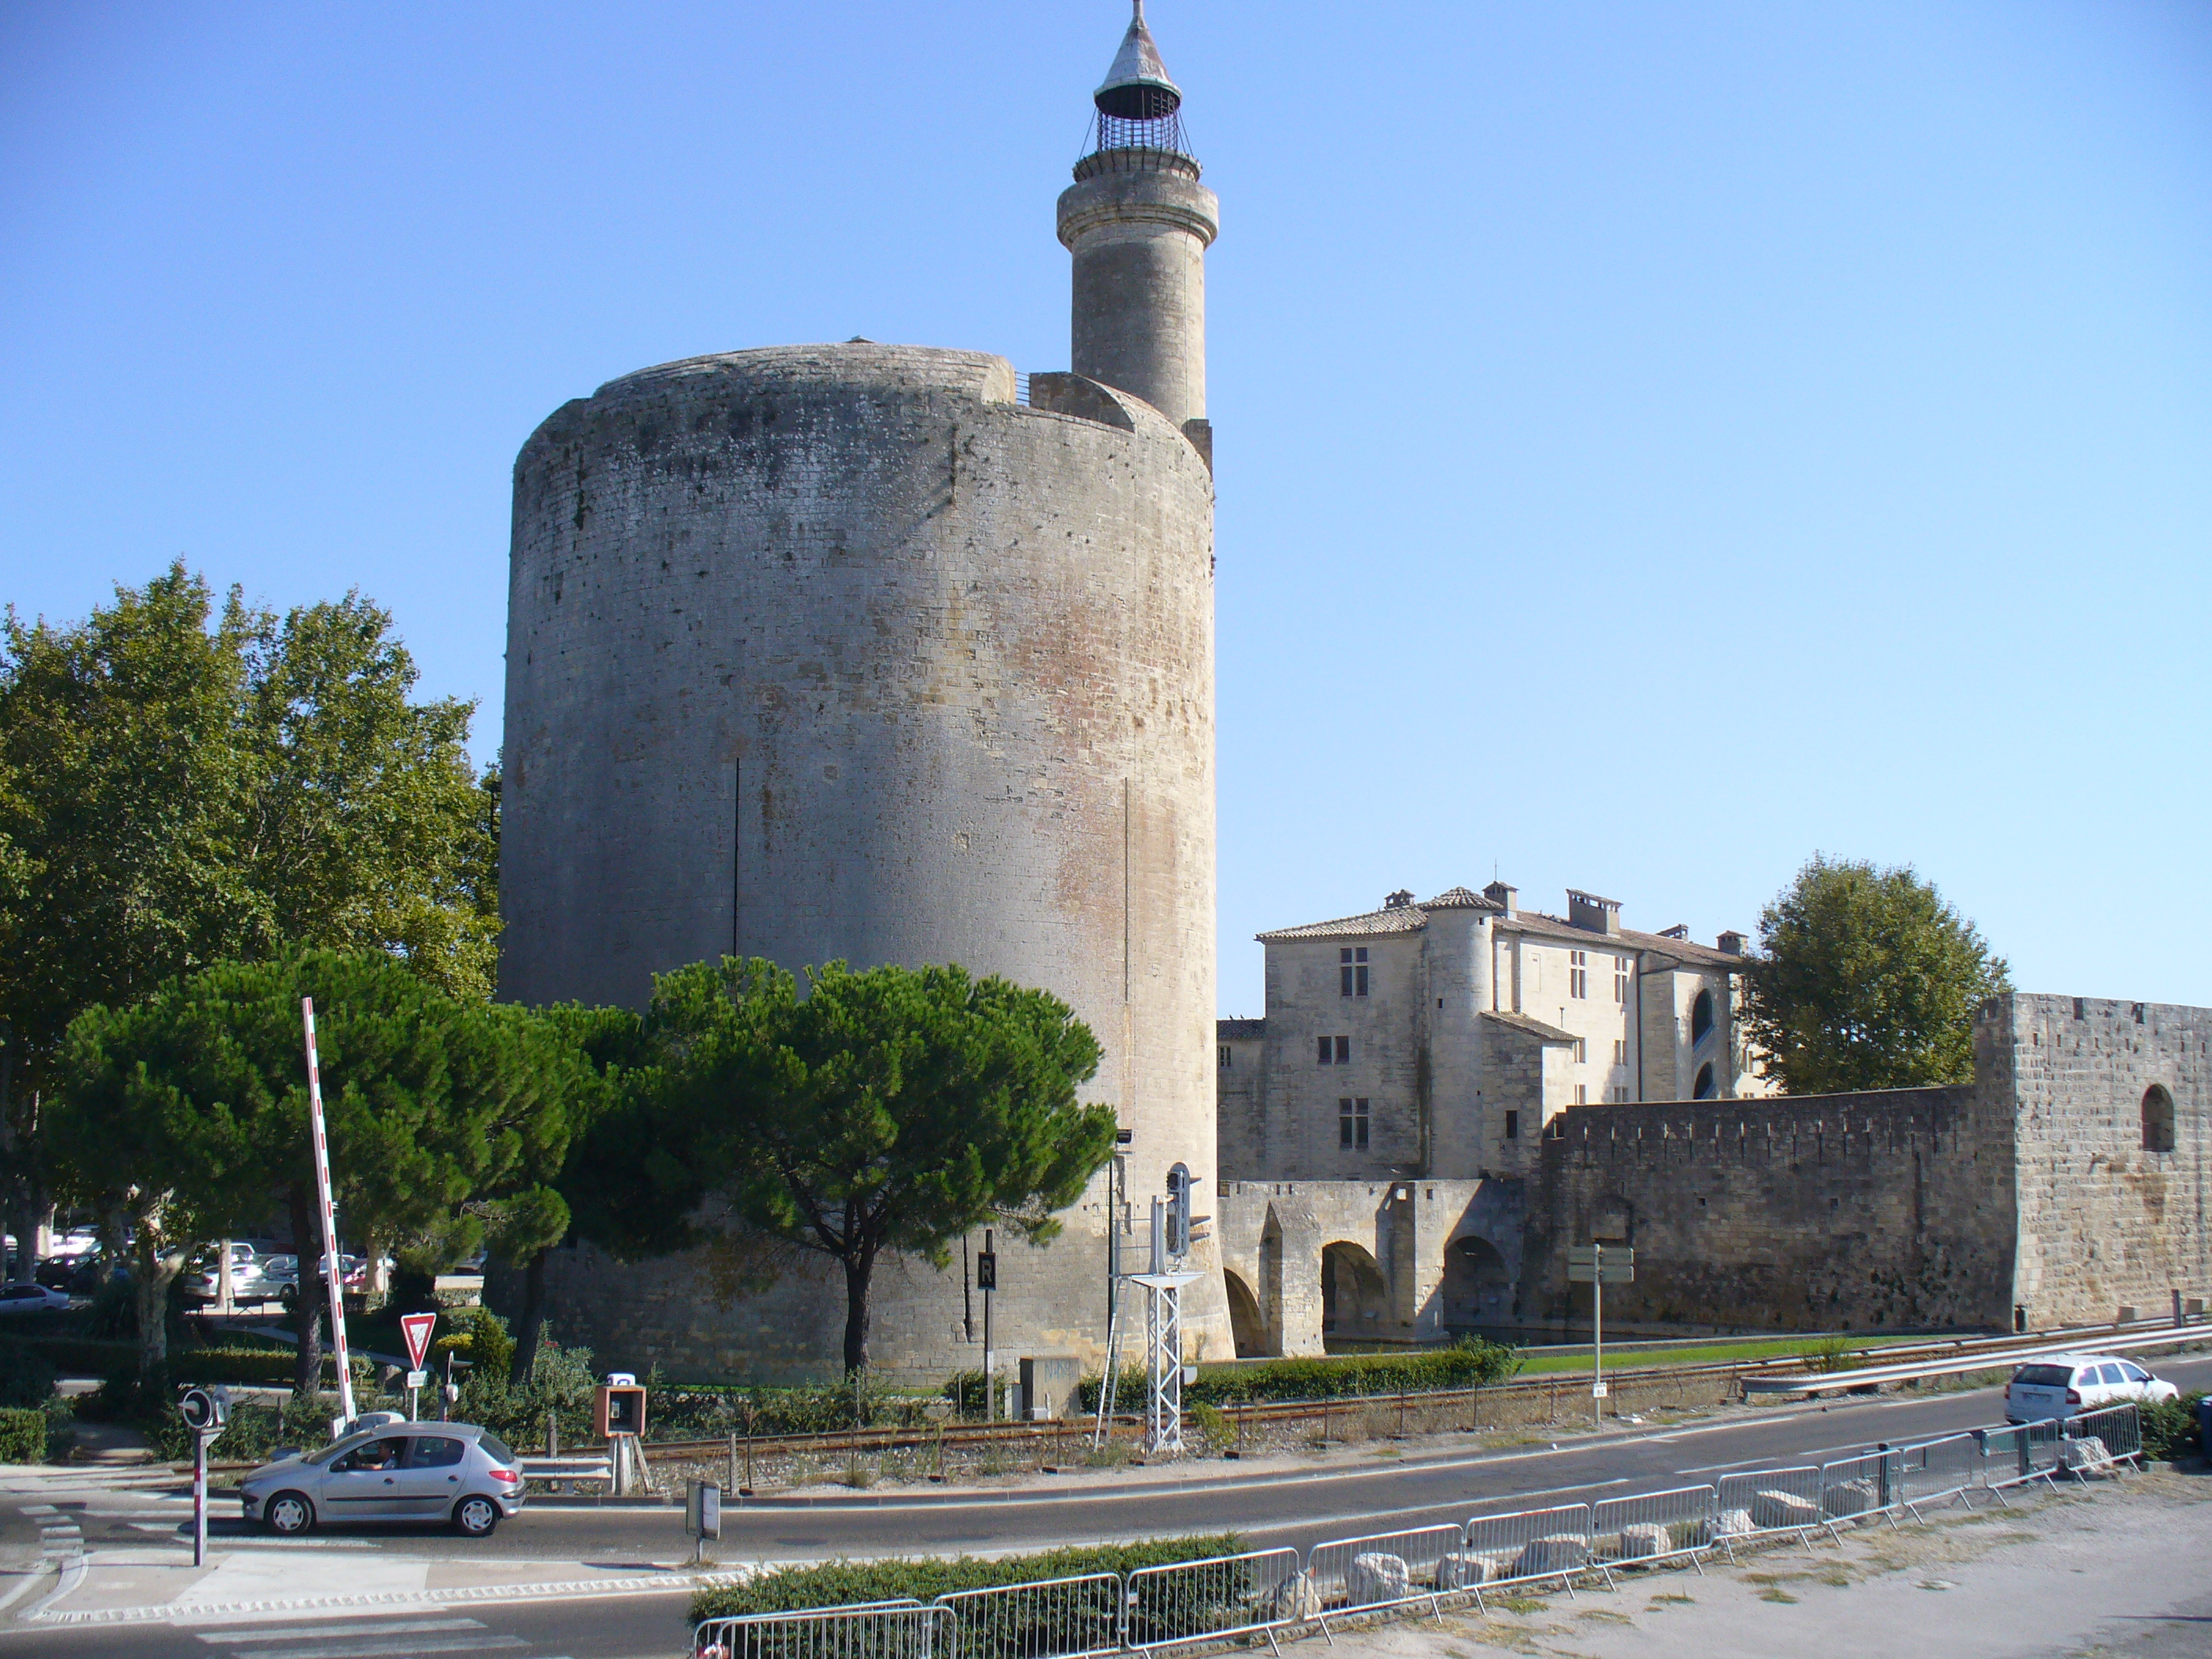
top-left (400, 1312), bottom-right (437, 1420)
top-left (1566, 1243), bottom-right (1635, 1424)
top-left (179, 1388), bottom-right (229, 1566)
top-left (685, 1478), bottom-right (721, 1564)
top-left (977, 1230), bottom-right (997, 1422)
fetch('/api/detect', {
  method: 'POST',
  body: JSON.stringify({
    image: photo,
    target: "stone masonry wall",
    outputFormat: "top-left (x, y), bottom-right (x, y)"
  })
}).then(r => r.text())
top-left (1987, 992), bottom-right (2212, 1328)
top-left (1525, 1084), bottom-right (2015, 1335)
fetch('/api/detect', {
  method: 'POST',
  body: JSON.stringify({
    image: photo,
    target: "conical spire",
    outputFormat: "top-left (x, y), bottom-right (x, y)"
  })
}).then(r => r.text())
top-left (1094, 0), bottom-right (1182, 120)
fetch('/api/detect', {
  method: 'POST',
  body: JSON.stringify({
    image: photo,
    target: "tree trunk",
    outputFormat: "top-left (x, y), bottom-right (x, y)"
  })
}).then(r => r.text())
top-left (841, 1247), bottom-right (875, 1377)
top-left (288, 1182), bottom-right (324, 1398)
top-left (131, 1229), bottom-right (183, 1387)
top-left (509, 1248), bottom-right (547, 1388)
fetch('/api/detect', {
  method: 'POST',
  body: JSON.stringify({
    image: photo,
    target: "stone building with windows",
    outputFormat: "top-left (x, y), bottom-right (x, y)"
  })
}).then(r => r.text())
top-left (1215, 892), bottom-right (2207, 1362)
top-left (1215, 881), bottom-right (1773, 1188)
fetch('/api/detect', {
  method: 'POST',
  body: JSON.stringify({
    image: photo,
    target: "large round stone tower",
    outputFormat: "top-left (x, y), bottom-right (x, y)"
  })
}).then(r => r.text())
top-left (496, 3), bottom-right (1228, 1380)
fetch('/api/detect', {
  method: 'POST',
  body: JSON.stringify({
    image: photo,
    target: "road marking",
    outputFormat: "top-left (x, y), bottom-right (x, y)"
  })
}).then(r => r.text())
top-left (200, 1617), bottom-right (489, 1643)
top-left (207, 1638), bottom-right (526, 1659)
top-left (19, 1504), bottom-right (56, 1515)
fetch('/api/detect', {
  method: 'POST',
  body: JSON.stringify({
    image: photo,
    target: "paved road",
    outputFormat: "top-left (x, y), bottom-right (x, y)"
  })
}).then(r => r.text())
top-left (3, 1351), bottom-right (2205, 1659)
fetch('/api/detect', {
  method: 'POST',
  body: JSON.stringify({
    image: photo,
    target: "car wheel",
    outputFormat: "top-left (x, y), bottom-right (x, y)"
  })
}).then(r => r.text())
top-left (265, 1492), bottom-right (314, 1536)
top-left (452, 1496), bottom-right (500, 1538)
top-left (279, 1287), bottom-right (296, 1309)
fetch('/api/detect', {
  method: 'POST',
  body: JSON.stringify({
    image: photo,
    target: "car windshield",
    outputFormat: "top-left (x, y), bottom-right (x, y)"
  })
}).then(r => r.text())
top-left (2012, 1364), bottom-right (2071, 1387)
top-left (476, 1430), bottom-right (514, 1464)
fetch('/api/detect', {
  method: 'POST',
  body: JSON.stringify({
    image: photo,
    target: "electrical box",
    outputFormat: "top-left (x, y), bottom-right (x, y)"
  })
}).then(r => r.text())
top-left (595, 1380), bottom-right (647, 1437)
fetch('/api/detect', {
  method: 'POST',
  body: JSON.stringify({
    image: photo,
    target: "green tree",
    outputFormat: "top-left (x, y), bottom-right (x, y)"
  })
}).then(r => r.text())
top-left (639, 958), bottom-right (1119, 1375)
top-left (0, 565), bottom-right (497, 1283)
top-left (53, 950), bottom-right (592, 1390)
top-left (1739, 855), bottom-right (2010, 1094)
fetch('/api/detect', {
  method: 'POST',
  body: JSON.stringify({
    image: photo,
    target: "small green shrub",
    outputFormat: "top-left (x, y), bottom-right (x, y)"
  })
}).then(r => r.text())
top-left (0, 1408), bottom-right (49, 1463)
top-left (2140, 1392), bottom-right (2204, 1463)
top-left (690, 1534), bottom-right (1243, 1622)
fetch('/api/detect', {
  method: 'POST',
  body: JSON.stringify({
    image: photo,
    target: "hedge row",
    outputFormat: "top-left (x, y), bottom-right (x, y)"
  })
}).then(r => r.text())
top-left (2141, 1392), bottom-right (2206, 1462)
top-left (0, 1408), bottom-right (46, 1463)
top-left (1073, 1341), bottom-right (1520, 1413)
top-left (690, 1534), bottom-right (1243, 1623)
top-left (11, 1337), bottom-right (304, 1388)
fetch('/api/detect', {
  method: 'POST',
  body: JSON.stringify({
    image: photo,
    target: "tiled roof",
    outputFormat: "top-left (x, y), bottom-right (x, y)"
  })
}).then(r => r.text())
top-left (1481, 1011), bottom-right (1578, 1043)
top-left (1420, 885), bottom-right (1503, 911)
top-left (1497, 908), bottom-right (1745, 969)
top-left (1216, 1017), bottom-right (1266, 1040)
top-left (1254, 906), bottom-right (1430, 942)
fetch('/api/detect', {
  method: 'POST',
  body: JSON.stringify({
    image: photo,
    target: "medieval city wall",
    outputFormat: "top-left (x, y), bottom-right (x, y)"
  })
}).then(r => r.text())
top-left (1986, 992), bottom-right (2212, 1328)
top-left (1524, 1083), bottom-right (2016, 1335)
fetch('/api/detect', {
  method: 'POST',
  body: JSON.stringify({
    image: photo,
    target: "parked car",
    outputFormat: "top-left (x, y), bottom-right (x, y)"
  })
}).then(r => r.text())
top-left (2005, 1353), bottom-right (2180, 1422)
top-left (35, 1254), bottom-right (109, 1294)
top-left (238, 1422), bottom-right (527, 1538)
top-left (0, 1283), bottom-right (72, 1316)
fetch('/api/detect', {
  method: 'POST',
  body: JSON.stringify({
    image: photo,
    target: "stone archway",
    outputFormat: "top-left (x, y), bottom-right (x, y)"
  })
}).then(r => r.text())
top-left (1441, 1234), bottom-right (1513, 1331)
top-left (1224, 1270), bottom-right (1265, 1357)
top-left (1320, 1241), bottom-right (1391, 1341)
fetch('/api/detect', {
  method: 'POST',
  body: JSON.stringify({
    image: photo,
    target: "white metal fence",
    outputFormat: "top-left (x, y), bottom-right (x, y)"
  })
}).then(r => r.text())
top-left (692, 1404), bottom-right (2147, 1657)
top-left (1592, 1484), bottom-right (1717, 1579)
top-left (1304, 1525), bottom-right (1463, 1626)
top-left (1715, 1464), bottom-right (1830, 1555)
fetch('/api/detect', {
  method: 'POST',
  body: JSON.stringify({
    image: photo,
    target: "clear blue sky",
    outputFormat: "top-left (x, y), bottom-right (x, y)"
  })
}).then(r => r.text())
top-left (4, 2), bottom-right (2207, 1015)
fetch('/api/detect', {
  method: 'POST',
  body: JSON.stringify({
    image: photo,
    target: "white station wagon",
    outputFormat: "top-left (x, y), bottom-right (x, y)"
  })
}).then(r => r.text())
top-left (2004, 1353), bottom-right (2178, 1423)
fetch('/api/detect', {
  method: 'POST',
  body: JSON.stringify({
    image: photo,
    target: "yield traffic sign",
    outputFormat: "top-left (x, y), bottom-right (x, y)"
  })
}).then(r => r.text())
top-left (400, 1311), bottom-right (438, 1372)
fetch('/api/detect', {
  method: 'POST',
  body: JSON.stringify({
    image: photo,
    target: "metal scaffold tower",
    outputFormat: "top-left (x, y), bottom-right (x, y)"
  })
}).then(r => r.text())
top-left (1094, 1163), bottom-right (1203, 1454)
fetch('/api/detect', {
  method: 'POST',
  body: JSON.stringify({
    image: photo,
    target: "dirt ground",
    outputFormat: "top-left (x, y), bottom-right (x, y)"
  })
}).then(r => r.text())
top-left (1312, 1465), bottom-right (2212, 1659)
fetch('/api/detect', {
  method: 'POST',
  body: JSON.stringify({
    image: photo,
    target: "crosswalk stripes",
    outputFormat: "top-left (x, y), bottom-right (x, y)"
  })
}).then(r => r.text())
top-left (184, 1614), bottom-right (552, 1659)
top-left (18, 1502), bottom-right (82, 1560)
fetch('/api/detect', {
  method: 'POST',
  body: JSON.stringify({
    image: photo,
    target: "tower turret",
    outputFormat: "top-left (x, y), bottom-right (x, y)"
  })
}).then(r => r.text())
top-left (1057, 2), bottom-right (1219, 449)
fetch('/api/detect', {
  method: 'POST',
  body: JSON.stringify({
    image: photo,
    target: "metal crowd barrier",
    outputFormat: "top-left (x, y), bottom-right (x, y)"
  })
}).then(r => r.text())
top-left (694, 1601), bottom-right (950, 1659)
top-left (2061, 1405), bottom-right (2144, 1474)
top-left (1460, 1501), bottom-right (1592, 1605)
top-left (1304, 1525), bottom-right (1462, 1628)
top-left (692, 1404), bottom-right (2152, 1658)
top-left (1715, 1465), bottom-right (1833, 1556)
top-left (1591, 1484), bottom-right (1717, 1580)
top-left (1983, 1419), bottom-right (2067, 1494)
top-left (938, 1573), bottom-right (1125, 1659)
top-left (1892, 1433), bottom-right (1981, 1519)
top-left (1124, 1547), bottom-right (1303, 1657)
top-left (1817, 1450), bottom-right (1903, 1530)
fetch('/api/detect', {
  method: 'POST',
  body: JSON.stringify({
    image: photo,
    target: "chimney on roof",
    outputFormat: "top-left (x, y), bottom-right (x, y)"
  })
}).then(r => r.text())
top-left (1567, 889), bottom-right (1622, 936)
top-left (1659, 924), bottom-right (1689, 940)
top-left (1382, 889), bottom-right (1415, 910)
top-left (1482, 881), bottom-right (1517, 916)
top-left (1718, 930), bottom-right (1747, 956)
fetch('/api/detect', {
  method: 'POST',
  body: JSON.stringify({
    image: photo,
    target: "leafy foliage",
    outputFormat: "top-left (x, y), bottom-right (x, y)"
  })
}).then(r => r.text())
top-left (646, 1377), bottom-right (945, 1439)
top-left (1076, 1340), bottom-right (1522, 1412)
top-left (690, 1535), bottom-right (1243, 1621)
top-left (610, 958), bottom-right (1118, 1373)
top-left (0, 1343), bottom-right (55, 1409)
top-left (2139, 1391), bottom-right (2204, 1463)
top-left (445, 1309), bottom-right (601, 1448)
top-left (50, 950), bottom-right (595, 1386)
top-left (1738, 855), bottom-right (2009, 1094)
top-left (0, 1408), bottom-right (46, 1463)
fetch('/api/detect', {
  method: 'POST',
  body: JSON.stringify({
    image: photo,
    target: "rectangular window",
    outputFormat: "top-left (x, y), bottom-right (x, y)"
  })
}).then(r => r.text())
top-left (1503, 1110), bottom-right (1519, 1141)
top-left (1613, 1038), bottom-right (1627, 1066)
top-left (1569, 950), bottom-right (1588, 999)
top-left (1613, 1086), bottom-right (1630, 1103)
top-left (1339, 947), bottom-right (1368, 997)
top-left (1339, 1097), bottom-right (1369, 1149)
top-left (1614, 958), bottom-right (1629, 1002)
top-left (1317, 1035), bottom-right (1350, 1065)
top-left (1575, 1084), bottom-right (1588, 1105)
top-left (1218, 1046), bottom-right (1232, 1069)
top-left (1572, 1038), bottom-right (1588, 1063)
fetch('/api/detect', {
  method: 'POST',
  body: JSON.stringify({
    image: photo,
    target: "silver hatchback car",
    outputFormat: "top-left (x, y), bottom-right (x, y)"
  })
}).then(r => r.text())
top-left (240, 1423), bottom-right (527, 1537)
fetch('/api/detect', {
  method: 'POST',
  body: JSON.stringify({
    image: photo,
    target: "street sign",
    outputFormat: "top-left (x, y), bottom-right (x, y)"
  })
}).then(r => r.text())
top-left (1567, 1262), bottom-right (1635, 1284)
top-left (405, 1369), bottom-right (430, 1390)
top-left (1591, 1382), bottom-right (1610, 1399)
top-left (975, 1250), bottom-right (997, 1291)
top-left (400, 1312), bottom-right (437, 1372)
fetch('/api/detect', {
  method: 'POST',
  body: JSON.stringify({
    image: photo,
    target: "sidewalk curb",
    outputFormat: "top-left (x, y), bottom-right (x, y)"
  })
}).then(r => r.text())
top-left (27, 1566), bottom-right (753, 1627)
